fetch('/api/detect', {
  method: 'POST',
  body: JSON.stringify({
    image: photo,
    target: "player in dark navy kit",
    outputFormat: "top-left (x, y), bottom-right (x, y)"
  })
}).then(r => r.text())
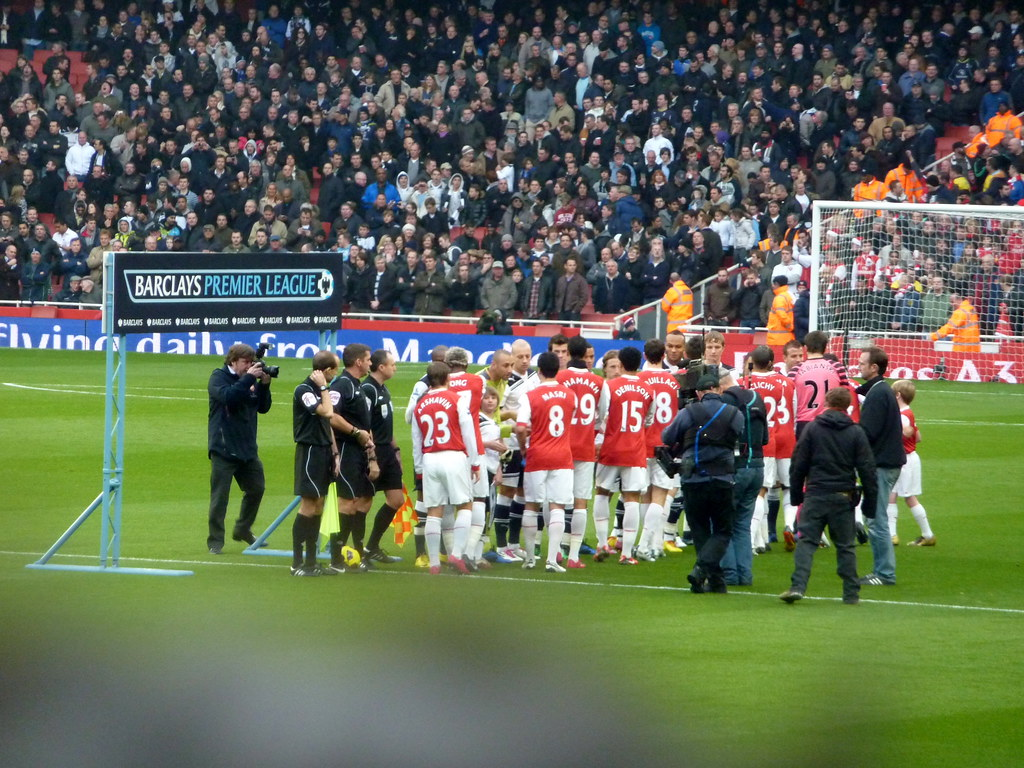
top-left (291, 351), bottom-right (340, 576)
top-left (326, 342), bottom-right (377, 572)
top-left (362, 349), bottom-right (406, 563)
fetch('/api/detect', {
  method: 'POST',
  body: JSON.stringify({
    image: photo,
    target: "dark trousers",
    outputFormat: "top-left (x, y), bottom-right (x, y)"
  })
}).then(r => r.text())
top-left (790, 492), bottom-right (859, 600)
top-left (683, 478), bottom-right (735, 585)
top-left (208, 453), bottom-right (265, 547)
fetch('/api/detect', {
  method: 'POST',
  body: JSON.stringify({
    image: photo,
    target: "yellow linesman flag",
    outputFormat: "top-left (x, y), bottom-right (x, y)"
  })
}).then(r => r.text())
top-left (392, 485), bottom-right (415, 547)
top-left (319, 484), bottom-right (340, 550)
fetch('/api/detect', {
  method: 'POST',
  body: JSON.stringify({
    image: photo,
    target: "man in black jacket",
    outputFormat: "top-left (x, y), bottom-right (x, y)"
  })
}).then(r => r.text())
top-left (662, 373), bottom-right (745, 594)
top-left (781, 387), bottom-right (877, 605)
top-left (856, 345), bottom-right (905, 587)
top-left (719, 369), bottom-right (769, 587)
top-left (207, 344), bottom-right (273, 553)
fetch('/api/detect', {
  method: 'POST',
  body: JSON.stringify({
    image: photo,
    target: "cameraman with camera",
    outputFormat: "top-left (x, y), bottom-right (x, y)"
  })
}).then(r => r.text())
top-left (206, 343), bottom-right (273, 554)
top-left (662, 372), bottom-right (744, 594)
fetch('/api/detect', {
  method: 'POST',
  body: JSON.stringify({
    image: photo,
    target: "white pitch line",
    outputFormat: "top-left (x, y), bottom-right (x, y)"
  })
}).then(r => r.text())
top-left (3, 550), bottom-right (1022, 616)
top-left (2, 382), bottom-right (204, 402)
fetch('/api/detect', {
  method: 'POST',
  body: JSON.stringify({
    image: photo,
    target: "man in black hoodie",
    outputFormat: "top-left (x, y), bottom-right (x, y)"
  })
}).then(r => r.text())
top-left (856, 346), bottom-right (905, 587)
top-left (781, 387), bottom-right (877, 605)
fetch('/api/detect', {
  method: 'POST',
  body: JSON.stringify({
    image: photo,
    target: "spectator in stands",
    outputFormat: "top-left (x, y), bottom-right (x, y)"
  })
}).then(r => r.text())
top-left (20, 248), bottom-right (50, 302)
top-left (732, 270), bottom-right (766, 332)
top-left (593, 258), bottom-right (629, 314)
top-left (479, 260), bottom-right (518, 318)
top-left (704, 268), bottom-right (736, 327)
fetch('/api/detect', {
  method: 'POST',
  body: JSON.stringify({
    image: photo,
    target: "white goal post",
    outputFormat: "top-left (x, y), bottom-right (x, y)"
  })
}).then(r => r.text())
top-left (809, 200), bottom-right (1024, 383)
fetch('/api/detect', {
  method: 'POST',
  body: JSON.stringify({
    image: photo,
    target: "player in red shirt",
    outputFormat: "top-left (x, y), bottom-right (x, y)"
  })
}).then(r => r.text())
top-left (888, 380), bottom-right (935, 546)
top-left (556, 336), bottom-right (610, 568)
top-left (744, 345), bottom-right (796, 554)
top-left (411, 362), bottom-right (481, 574)
top-left (444, 347), bottom-right (489, 572)
top-left (517, 352), bottom-right (578, 572)
top-left (594, 345), bottom-right (653, 565)
top-left (636, 339), bottom-right (680, 560)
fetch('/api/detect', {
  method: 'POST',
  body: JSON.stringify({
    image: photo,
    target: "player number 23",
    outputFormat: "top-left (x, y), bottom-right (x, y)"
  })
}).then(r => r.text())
top-left (419, 411), bottom-right (451, 448)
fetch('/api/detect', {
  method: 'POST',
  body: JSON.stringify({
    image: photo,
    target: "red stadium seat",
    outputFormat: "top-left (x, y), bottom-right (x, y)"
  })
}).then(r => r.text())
top-left (39, 212), bottom-right (55, 230)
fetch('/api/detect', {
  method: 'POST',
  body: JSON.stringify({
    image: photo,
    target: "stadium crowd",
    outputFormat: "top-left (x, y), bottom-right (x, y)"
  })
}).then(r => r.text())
top-left (0, 0), bottom-right (1021, 334)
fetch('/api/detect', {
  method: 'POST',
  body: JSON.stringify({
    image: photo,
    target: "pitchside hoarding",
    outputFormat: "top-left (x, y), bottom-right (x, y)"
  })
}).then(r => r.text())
top-left (108, 251), bottom-right (345, 332)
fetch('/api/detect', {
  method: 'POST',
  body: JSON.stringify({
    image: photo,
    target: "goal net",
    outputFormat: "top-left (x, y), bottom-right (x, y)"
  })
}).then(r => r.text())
top-left (809, 201), bottom-right (1024, 384)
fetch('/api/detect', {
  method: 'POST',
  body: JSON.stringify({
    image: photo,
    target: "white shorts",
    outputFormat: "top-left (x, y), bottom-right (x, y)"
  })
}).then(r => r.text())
top-left (524, 468), bottom-right (573, 508)
top-left (595, 463), bottom-right (648, 494)
top-left (422, 451), bottom-right (472, 508)
top-left (471, 465), bottom-right (489, 498)
top-left (893, 451), bottom-right (921, 497)
top-left (762, 457), bottom-right (790, 489)
top-left (646, 457), bottom-right (679, 491)
top-left (572, 461), bottom-right (595, 500)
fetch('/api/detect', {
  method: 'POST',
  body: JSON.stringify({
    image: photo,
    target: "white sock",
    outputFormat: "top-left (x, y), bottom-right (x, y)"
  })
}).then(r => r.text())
top-left (452, 507), bottom-right (471, 558)
top-left (441, 506), bottom-right (455, 556)
top-left (522, 510), bottom-right (538, 559)
top-left (546, 508), bottom-right (565, 564)
top-left (783, 503), bottom-right (798, 529)
top-left (621, 501), bottom-right (640, 557)
top-left (569, 507), bottom-right (587, 561)
top-left (466, 500), bottom-right (486, 559)
top-left (752, 495), bottom-right (768, 549)
top-left (664, 519), bottom-right (678, 542)
top-left (425, 516), bottom-right (441, 567)
top-left (887, 502), bottom-right (899, 537)
top-left (640, 502), bottom-right (663, 554)
top-left (593, 494), bottom-right (610, 547)
top-left (910, 503), bottom-right (933, 538)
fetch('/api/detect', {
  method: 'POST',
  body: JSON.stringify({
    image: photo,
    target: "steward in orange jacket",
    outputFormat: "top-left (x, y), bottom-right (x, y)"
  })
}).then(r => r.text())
top-left (930, 295), bottom-right (980, 352)
top-left (884, 163), bottom-right (926, 203)
top-left (766, 275), bottom-right (796, 346)
top-left (984, 103), bottom-right (1022, 147)
top-left (852, 173), bottom-right (887, 216)
top-left (661, 278), bottom-right (693, 331)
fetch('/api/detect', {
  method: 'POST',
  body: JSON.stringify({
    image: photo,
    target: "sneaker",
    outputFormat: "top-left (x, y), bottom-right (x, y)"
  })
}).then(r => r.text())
top-left (290, 565), bottom-right (319, 577)
top-left (768, 534), bottom-right (779, 544)
top-left (859, 573), bottom-right (895, 586)
top-left (593, 545), bottom-right (614, 562)
top-left (618, 555), bottom-right (638, 565)
top-left (686, 567), bottom-right (707, 594)
top-left (908, 536), bottom-right (936, 546)
top-left (448, 556), bottom-right (471, 575)
top-left (779, 589), bottom-right (804, 603)
top-left (607, 535), bottom-right (618, 551)
top-left (555, 551), bottom-right (564, 565)
top-left (231, 531), bottom-right (257, 545)
top-left (482, 549), bottom-right (500, 563)
top-left (855, 523), bottom-right (869, 544)
top-left (819, 536), bottom-right (831, 549)
top-left (514, 547), bottom-right (530, 560)
top-left (566, 559), bottom-right (587, 569)
top-left (522, 556), bottom-right (536, 570)
top-left (497, 547), bottom-right (522, 563)
top-left (428, 565), bottom-right (441, 575)
top-left (463, 557), bottom-right (479, 573)
top-left (414, 554), bottom-right (430, 568)
top-left (320, 563), bottom-right (346, 576)
top-left (474, 558), bottom-right (493, 570)
top-left (579, 542), bottom-right (596, 556)
top-left (891, 535), bottom-right (900, 546)
top-left (707, 580), bottom-right (728, 594)
top-left (208, 545), bottom-right (222, 555)
top-left (636, 549), bottom-right (657, 562)
top-left (754, 546), bottom-right (766, 555)
top-left (783, 526), bottom-right (796, 552)
top-left (843, 595), bottom-right (860, 605)
top-left (364, 547), bottom-right (402, 564)
top-left (545, 560), bottom-right (566, 573)
top-left (349, 561), bottom-right (370, 573)
top-left (663, 540), bottom-right (684, 553)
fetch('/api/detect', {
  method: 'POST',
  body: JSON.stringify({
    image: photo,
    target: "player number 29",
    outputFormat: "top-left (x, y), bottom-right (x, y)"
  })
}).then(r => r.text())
top-left (571, 393), bottom-right (596, 426)
top-left (418, 411), bottom-right (451, 448)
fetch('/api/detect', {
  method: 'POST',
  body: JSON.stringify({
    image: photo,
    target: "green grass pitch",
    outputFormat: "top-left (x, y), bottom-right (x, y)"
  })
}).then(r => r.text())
top-left (1, 348), bottom-right (1023, 766)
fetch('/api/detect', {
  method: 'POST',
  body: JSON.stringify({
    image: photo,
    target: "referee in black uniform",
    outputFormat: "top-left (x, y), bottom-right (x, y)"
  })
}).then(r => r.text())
top-left (291, 350), bottom-right (340, 576)
top-left (327, 342), bottom-right (377, 571)
top-left (362, 349), bottom-right (406, 563)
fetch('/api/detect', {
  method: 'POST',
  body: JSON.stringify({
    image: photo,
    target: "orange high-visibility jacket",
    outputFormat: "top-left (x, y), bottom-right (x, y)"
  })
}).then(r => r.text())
top-left (852, 178), bottom-right (887, 216)
top-left (766, 285), bottom-right (795, 345)
top-left (661, 280), bottom-right (693, 331)
top-left (984, 112), bottom-right (1023, 145)
top-left (930, 299), bottom-right (981, 352)
top-left (884, 165), bottom-right (926, 203)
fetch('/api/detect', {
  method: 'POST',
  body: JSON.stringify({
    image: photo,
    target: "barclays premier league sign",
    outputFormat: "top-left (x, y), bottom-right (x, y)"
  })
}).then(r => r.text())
top-left (108, 252), bottom-right (345, 332)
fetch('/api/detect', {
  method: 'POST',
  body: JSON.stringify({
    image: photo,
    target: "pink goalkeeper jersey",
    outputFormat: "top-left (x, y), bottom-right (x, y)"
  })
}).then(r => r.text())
top-left (789, 357), bottom-right (849, 424)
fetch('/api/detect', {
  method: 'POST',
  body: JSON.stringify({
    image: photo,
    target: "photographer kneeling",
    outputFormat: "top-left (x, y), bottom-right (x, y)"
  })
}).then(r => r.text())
top-left (662, 373), bottom-right (744, 594)
top-left (207, 343), bottom-right (273, 554)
